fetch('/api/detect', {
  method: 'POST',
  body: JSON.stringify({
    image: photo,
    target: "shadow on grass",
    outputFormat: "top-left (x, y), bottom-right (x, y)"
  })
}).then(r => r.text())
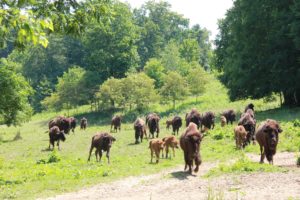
top-left (170, 170), bottom-right (196, 180)
top-left (255, 106), bottom-right (300, 122)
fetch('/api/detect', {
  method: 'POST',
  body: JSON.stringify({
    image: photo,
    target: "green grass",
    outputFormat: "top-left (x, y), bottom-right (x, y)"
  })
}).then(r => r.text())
top-left (204, 155), bottom-right (287, 178)
top-left (0, 76), bottom-right (299, 199)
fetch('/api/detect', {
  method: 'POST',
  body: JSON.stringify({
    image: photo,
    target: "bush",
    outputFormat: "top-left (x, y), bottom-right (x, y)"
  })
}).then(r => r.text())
top-left (293, 119), bottom-right (300, 127)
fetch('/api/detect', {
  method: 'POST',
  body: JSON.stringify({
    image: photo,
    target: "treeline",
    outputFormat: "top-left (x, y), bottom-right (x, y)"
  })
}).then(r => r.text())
top-left (0, 0), bottom-right (211, 125)
top-left (215, 0), bottom-right (300, 106)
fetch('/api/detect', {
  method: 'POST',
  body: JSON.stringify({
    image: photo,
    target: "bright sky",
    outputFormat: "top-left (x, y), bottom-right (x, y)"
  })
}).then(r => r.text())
top-left (122, 0), bottom-right (233, 40)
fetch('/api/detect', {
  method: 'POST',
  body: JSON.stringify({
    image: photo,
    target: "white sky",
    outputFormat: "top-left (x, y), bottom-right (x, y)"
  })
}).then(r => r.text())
top-left (122, 0), bottom-right (233, 40)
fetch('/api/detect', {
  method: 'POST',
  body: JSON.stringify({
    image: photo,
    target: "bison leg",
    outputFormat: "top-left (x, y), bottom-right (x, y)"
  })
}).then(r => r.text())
top-left (99, 150), bottom-right (103, 162)
top-left (106, 150), bottom-right (110, 164)
top-left (87, 146), bottom-right (94, 162)
top-left (150, 149), bottom-right (153, 163)
top-left (57, 141), bottom-right (60, 151)
top-left (259, 146), bottom-right (265, 163)
top-left (155, 150), bottom-right (160, 163)
top-left (165, 145), bottom-right (169, 159)
top-left (95, 149), bottom-right (99, 162)
top-left (183, 152), bottom-right (188, 171)
top-left (194, 155), bottom-right (202, 173)
top-left (172, 147), bottom-right (175, 158)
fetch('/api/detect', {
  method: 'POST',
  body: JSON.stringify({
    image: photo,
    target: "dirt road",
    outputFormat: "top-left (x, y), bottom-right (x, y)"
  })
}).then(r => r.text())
top-left (45, 152), bottom-right (300, 200)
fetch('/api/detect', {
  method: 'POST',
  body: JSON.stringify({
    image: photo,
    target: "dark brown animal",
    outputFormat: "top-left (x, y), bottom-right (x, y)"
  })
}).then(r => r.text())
top-left (80, 117), bottom-right (87, 130)
top-left (162, 136), bottom-right (179, 158)
top-left (256, 119), bottom-right (282, 164)
top-left (234, 125), bottom-right (248, 149)
top-left (134, 118), bottom-right (147, 144)
top-left (149, 139), bottom-right (164, 163)
top-left (146, 113), bottom-right (160, 138)
top-left (166, 119), bottom-right (172, 130)
top-left (171, 116), bottom-right (182, 135)
top-left (200, 111), bottom-right (215, 130)
top-left (220, 116), bottom-right (227, 127)
top-left (244, 103), bottom-right (254, 113)
top-left (185, 109), bottom-right (201, 129)
top-left (180, 122), bottom-right (204, 174)
top-left (48, 116), bottom-right (71, 134)
top-left (87, 132), bottom-right (116, 164)
top-left (49, 126), bottom-right (66, 150)
top-left (69, 117), bottom-right (77, 133)
top-left (221, 109), bottom-right (236, 124)
top-left (238, 113), bottom-right (256, 146)
top-left (111, 115), bottom-right (121, 132)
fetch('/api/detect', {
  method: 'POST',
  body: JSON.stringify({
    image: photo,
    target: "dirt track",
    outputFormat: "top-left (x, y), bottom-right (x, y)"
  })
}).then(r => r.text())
top-left (45, 152), bottom-right (300, 200)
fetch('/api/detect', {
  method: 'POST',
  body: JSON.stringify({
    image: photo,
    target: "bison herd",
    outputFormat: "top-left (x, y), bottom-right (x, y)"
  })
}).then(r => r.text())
top-left (45, 103), bottom-right (283, 174)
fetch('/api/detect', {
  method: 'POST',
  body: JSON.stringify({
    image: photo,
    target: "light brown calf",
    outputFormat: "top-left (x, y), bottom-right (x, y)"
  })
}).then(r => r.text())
top-left (162, 136), bottom-right (179, 158)
top-left (149, 139), bottom-right (164, 163)
top-left (234, 125), bottom-right (247, 149)
top-left (220, 116), bottom-right (227, 127)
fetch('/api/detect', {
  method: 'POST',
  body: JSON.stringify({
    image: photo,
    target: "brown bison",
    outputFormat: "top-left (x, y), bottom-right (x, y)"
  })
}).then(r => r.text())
top-left (234, 125), bottom-right (248, 149)
top-left (256, 119), bottom-right (282, 164)
top-left (171, 116), bottom-right (182, 135)
top-left (111, 115), bottom-right (121, 132)
top-left (149, 139), bottom-right (164, 163)
top-left (185, 109), bottom-right (201, 129)
top-left (162, 135), bottom-right (179, 158)
top-left (49, 126), bottom-right (66, 150)
top-left (200, 111), bottom-right (215, 130)
top-left (134, 118), bottom-right (147, 144)
top-left (87, 132), bottom-right (116, 164)
top-left (80, 117), bottom-right (87, 130)
top-left (238, 112), bottom-right (256, 146)
top-left (220, 116), bottom-right (227, 127)
top-left (180, 122), bottom-right (204, 174)
top-left (146, 113), bottom-right (160, 138)
top-left (221, 109), bottom-right (236, 124)
top-left (69, 117), bottom-right (77, 133)
top-left (244, 103), bottom-right (254, 113)
top-left (48, 116), bottom-right (71, 134)
top-left (166, 119), bottom-right (172, 130)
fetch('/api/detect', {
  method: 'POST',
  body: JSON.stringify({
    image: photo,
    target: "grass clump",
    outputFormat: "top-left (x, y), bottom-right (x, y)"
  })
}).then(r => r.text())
top-left (204, 155), bottom-right (285, 178)
top-left (293, 119), bottom-right (300, 127)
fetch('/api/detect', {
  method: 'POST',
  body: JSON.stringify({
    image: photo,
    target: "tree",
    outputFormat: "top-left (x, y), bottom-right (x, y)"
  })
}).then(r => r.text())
top-left (144, 58), bottom-right (165, 88)
top-left (83, 1), bottom-right (139, 81)
top-left (0, 59), bottom-right (33, 126)
top-left (179, 38), bottom-right (200, 63)
top-left (160, 71), bottom-right (189, 109)
top-left (42, 66), bottom-right (87, 111)
top-left (0, 0), bottom-right (111, 49)
top-left (186, 65), bottom-right (208, 102)
top-left (215, 0), bottom-right (300, 106)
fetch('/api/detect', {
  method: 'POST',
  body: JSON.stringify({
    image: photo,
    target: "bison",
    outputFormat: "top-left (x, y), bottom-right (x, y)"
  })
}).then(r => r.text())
top-left (166, 119), bottom-right (172, 130)
top-left (162, 135), bottom-right (179, 158)
top-left (149, 139), bottom-right (164, 163)
top-left (185, 108), bottom-right (201, 129)
top-left (48, 126), bottom-right (66, 150)
top-left (220, 116), bottom-right (227, 127)
top-left (48, 116), bottom-right (71, 134)
top-left (171, 116), bottom-right (182, 135)
top-left (238, 112), bottom-right (256, 146)
top-left (180, 122), bottom-right (204, 174)
top-left (111, 115), bottom-right (121, 132)
top-left (234, 125), bottom-right (248, 149)
top-left (256, 119), bottom-right (282, 164)
top-left (134, 118), bottom-right (147, 144)
top-left (87, 132), bottom-right (116, 164)
top-left (221, 109), bottom-right (236, 125)
top-left (80, 117), bottom-right (87, 130)
top-left (200, 111), bottom-right (215, 130)
top-left (69, 117), bottom-right (77, 133)
top-left (244, 103), bottom-right (254, 113)
top-left (146, 113), bottom-right (160, 138)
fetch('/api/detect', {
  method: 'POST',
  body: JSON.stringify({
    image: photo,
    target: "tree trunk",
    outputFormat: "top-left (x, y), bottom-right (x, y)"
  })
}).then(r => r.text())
top-left (283, 91), bottom-right (300, 106)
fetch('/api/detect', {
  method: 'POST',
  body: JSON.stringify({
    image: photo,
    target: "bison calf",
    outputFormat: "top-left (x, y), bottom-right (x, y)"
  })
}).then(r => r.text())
top-left (166, 119), bottom-right (172, 130)
top-left (149, 139), bottom-right (164, 163)
top-left (134, 118), bottom-right (147, 144)
top-left (88, 133), bottom-right (116, 164)
top-left (162, 136), bottom-right (179, 159)
top-left (171, 116), bottom-right (182, 135)
top-left (80, 117), bottom-right (87, 130)
top-left (49, 126), bottom-right (66, 150)
top-left (234, 125), bottom-right (247, 149)
top-left (220, 116), bottom-right (227, 127)
top-left (256, 119), bottom-right (282, 164)
top-left (180, 122), bottom-right (204, 174)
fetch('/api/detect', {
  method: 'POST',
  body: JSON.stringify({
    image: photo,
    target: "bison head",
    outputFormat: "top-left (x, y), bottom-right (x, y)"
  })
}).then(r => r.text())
top-left (264, 124), bottom-right (281, 150)
top-left (59, 131), bottom-right (66, 142)
top-left (188, 134), bottom-right (202, 156)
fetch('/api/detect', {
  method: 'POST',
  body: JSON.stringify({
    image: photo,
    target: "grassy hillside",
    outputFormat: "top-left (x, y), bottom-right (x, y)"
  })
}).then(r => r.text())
top-left (0, 76), bottom-right (299, 199)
